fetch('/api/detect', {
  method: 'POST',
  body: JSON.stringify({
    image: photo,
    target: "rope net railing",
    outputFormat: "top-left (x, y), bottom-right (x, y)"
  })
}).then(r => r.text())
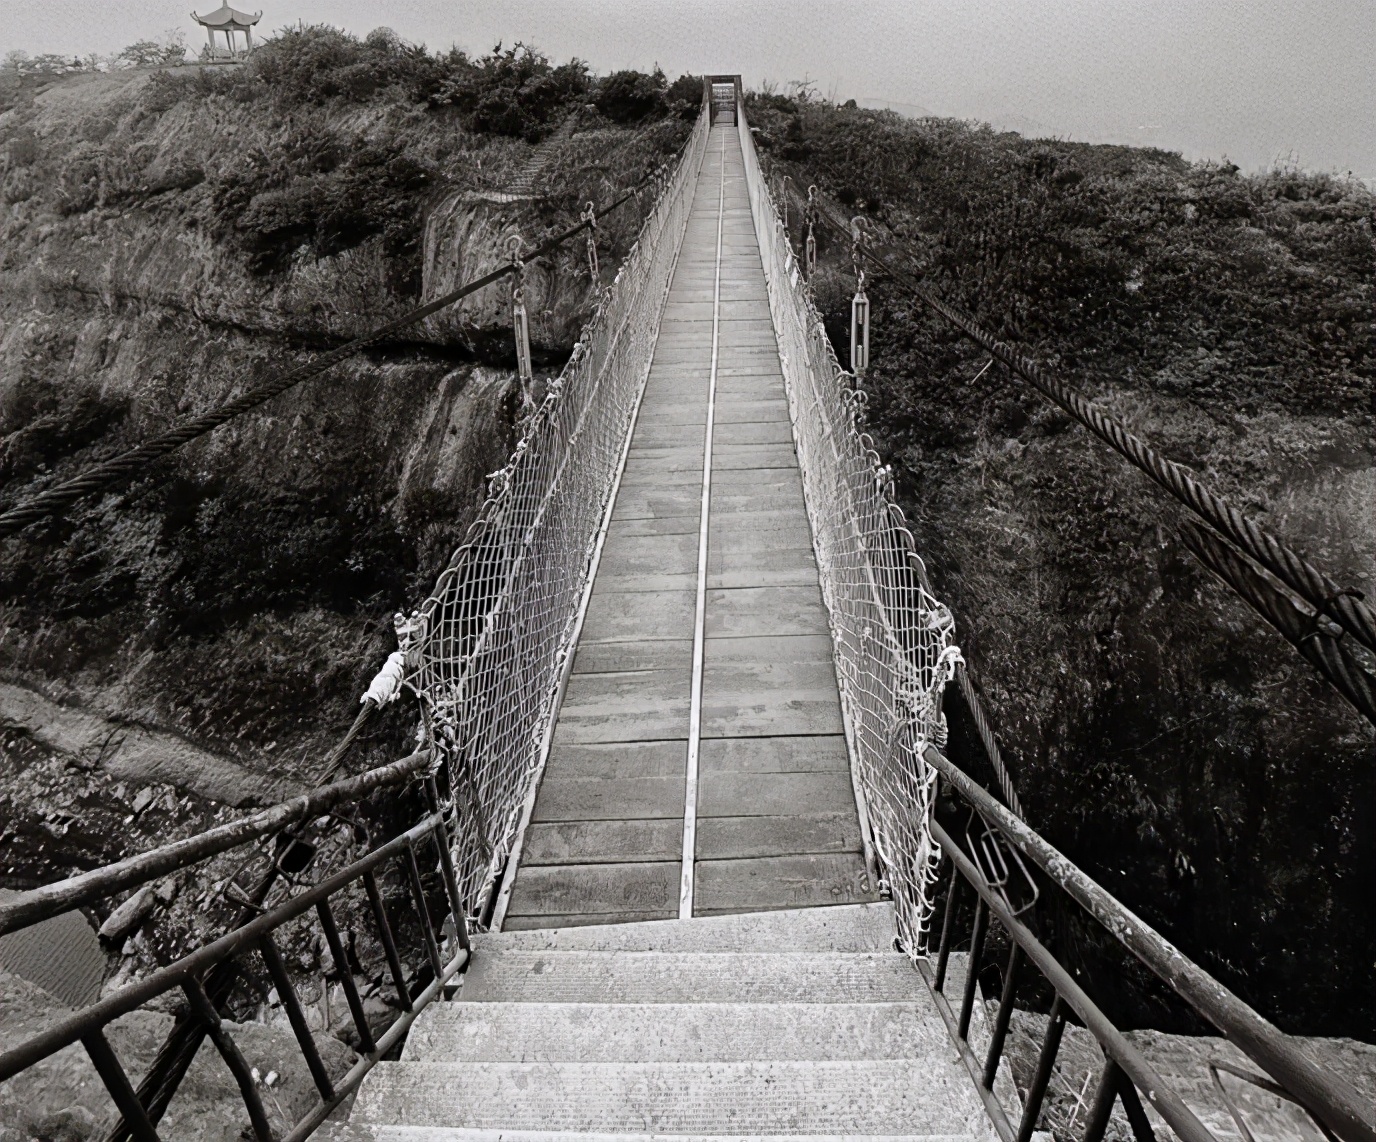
top-left (399, 102), bottom-right (712, 919)
top-left (737, 99), bottom-right (962, 954)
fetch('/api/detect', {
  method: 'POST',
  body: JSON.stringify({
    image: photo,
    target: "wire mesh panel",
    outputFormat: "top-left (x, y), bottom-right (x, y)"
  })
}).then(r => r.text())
top-left (404, 107), bottom-right (712, 918)
top-left (736, 100), bottom-right (962, 953)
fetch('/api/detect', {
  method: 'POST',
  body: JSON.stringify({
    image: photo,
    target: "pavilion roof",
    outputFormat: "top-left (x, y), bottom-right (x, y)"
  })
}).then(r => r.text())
top-left (193, 4), bottom-right (262, 28)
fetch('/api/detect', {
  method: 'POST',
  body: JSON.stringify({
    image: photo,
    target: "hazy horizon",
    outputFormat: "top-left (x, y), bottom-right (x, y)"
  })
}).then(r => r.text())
top-left (4, 0), bottom-right (1372, 178)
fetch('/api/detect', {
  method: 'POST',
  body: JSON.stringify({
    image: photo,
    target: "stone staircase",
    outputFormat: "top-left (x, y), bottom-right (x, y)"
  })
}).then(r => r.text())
top-left (327, 904), bottom-right (993, 1140)
top-left (469, 113), bottom-right (581, 204)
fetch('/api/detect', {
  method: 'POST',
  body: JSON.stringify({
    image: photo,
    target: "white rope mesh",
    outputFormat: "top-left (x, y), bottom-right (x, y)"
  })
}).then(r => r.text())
top-left (402, 96), bottom-right (957, 947)
top-left (736, 100), bottom-right (961, 954)
top-left (402, 107), bottom-right (712, 917)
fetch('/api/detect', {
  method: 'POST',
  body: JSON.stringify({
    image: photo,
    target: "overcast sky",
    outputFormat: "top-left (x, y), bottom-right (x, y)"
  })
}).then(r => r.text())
top-left (5, 0), bottom-right (1372, 177)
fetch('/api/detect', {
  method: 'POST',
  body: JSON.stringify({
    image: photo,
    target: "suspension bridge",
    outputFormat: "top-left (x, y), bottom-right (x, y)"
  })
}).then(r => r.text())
top-left (0, 78), bottom-right (1371, 1142)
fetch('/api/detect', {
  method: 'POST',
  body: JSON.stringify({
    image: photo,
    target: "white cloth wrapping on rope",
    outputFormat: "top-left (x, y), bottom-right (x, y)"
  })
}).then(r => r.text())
top-left (362, 651), bottom-right (406, 706)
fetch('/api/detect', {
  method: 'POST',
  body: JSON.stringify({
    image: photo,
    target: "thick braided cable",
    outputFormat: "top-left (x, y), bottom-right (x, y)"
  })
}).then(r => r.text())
top-left (953, 664), bottom-right (1025, 817)
top-left (1181, 521), bottom-right (1376, 725)
top-left (0, 184), bottom-right (650, 539)
top-left (848, 240), bottom-right (1375, 655)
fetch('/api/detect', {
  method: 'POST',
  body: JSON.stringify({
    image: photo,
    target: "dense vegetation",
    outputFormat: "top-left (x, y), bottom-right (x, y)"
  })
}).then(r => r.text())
top-left (748, 91), bottom-right (1374, 1037)
top-left (0, 30), bottom-right (694, 896)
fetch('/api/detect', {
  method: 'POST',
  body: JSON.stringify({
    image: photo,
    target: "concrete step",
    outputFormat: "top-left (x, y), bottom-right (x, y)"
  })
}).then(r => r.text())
top-left (325, 1129), bottom-right (969, 1142)
top-left (347, 1060), bottom-right (985, 1136)
top-left (403, 1000), bottom-right (947, 1063)
top-left (475, 902), bottom-right (895, 953)
top-left (458, 951), bottom-right (924, 1005)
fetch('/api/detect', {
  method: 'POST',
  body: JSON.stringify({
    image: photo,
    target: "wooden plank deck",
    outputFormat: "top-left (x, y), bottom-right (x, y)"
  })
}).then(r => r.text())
top-left (503, 123), bottom-right (878, 930)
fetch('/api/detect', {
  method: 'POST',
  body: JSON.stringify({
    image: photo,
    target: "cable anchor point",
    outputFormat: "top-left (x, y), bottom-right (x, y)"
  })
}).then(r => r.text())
top-left (850, 216), bottom-right (871, 378)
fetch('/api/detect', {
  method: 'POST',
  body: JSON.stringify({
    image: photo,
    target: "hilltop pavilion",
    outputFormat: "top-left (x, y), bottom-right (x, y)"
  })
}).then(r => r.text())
top-left (193, 4), bottom-right (262, 59)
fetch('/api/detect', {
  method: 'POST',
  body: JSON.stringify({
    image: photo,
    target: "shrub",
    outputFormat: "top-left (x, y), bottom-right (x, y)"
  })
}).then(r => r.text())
top-left (595, 68), bottom-right (666, 124)
top-left (664, 73), bottom-right (702, 118)
top-left (213, 135), bottom-right (433, 283)
top-left (212, 25), bottom-right (451, 108)
top-left (430, 43), bottom-right (591, 141)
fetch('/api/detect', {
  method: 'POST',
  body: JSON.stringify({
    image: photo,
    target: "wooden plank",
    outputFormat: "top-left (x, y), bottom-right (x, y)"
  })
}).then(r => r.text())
top-left (712, 443), bottom-right (798, 469)
top-left (605, 514), bottom-right (700, 537)
top-left (578, 590), bottom-right (695, 643)
top-left (715, 421), bottom-right (795, 446)
top-left (709, 490), bottom-right (805, 515)
top-left (710, 514), bottom-right (814, 549)
top-left (634, 408), bottom-right (708, 428)
top-left (697, 771), bottom-right (859, 818)
top-left (560, 664), bottom-right (691, 703)
top-left (531, 775), bottom-right (686, 821)
top-left (700, 735), bottom-right (850, 774)
top-left (652, 347), bottom-right (720, 366)
top-left (695, 813), bottom-right (862, 860)
top-left (693, 853), bottom-right (878, 914)
top-left (702, 632), bottom-right (836, 666)
top-left (623, 447), bottom-right (704, 469)
top-left (553, 681), bottom-right (690, 744)
top-left (611, 488), bottom-right (700, 521)
top-left (592, 569), bottom-right (698, 594)
top-left (714, 385), bottom-right (787, 404)
top-left (707, 549), bottom-right (819, 588)
top-left (655, 363), bottom-right (781, 378)
top-left (659, 321), bottom-right (773, 339)
top-left (617, 463), bottom-right (704, 487)
top-left (714, 400), bottom-right (790, 424)
top-left (710, 503), bottom-right (811, 527)
top-left (596, 532), bottom-right (697, 574)
top-left (523, 819), bottom-right (683, 865)
top-left (543, 740), bottom-right (687, 780)
top-left (705, 587), bottom-right (831, 638)
top-left (571, 639), bottom-right (693, 674)
top-left (633, 424), bottom-right (712, 448)
top-left (507, 861), bottom-right (681, 916)
top-left (711, 467), bottom-right (803, 492)
top-left (704, 687), bottom-right (842, 742)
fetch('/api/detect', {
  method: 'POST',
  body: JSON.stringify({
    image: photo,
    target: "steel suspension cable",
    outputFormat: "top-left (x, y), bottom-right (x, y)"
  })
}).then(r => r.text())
top-left (0, 180), bottom-right (657, 539)
top-left (797, 196), bottom-right (1375, 656)
top-left (1181, 521), bottom-right (1376, 724)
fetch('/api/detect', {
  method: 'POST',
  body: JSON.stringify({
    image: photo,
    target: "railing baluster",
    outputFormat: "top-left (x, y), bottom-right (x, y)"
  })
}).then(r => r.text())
top-left (1117, 1069), bottom-right (1159, 1142)
top-left (404, 839), bottom-right (445, 980)
top-left (934, 862), bottom-right (960, 991)
top-left (180, 979), bottom-right (275, 1142)
top-left (1016, 994), bottom-right (1067, 1142)
top-left (315, 899), bottom-right (377, 1054)
top-left (425, 777), bottom-right (470, 952)
top-left (957, 896), bottom-right (988, 1040)
top-left (1081, 1058), bottom-right (1123, 1142)
top-left (257, 934), bottom-right (335, 1100)
top-left (363, 870), bottom-right (412, 1013)
top-left (983, 941), bottom-right (1023, 1089)
top-left (83, 1030), bottom-right (161, 1142)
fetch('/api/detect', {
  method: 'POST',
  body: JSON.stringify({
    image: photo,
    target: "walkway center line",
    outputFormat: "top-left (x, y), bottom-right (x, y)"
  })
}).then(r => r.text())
top-left (680, 125), bottom-right (726, 920)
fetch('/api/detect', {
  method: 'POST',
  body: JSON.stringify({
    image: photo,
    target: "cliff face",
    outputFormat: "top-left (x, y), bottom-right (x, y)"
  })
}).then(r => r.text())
top-left (0, 43), bottom-right (689, 905)
top-left (750, 96), bottom-right (1374, 1037)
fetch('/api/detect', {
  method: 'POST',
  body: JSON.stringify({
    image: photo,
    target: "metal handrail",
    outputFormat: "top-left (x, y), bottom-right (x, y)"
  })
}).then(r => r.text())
top-left (0, 765), bottom-right (470, 1142)
top-left (926, 814), bottom-right (1217, 1142)
top-left (0, 753), bottom-right (430, 937)
top-left (926, 744), bottom-right (1375, 1142)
